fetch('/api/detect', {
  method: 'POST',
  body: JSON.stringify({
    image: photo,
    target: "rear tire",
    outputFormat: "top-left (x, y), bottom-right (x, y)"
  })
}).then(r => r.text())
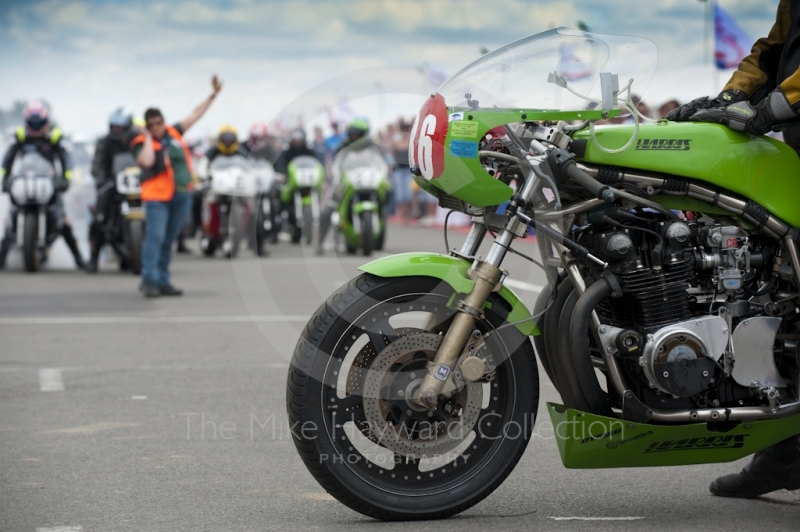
top-left (287, 274), bottom-right (539, 520)
top-left (23, 211), bottom-right (39, 273)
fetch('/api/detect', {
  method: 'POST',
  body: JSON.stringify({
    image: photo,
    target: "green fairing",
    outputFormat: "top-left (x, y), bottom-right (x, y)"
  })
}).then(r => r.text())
top-left (576, 121), bottom-right (800, 227)
top-left (415, 108), bottom-right (613, 208)
top-left (547, 403), bottom-right (800, 469)
top-left (358, 252), bottom-right (538, 336)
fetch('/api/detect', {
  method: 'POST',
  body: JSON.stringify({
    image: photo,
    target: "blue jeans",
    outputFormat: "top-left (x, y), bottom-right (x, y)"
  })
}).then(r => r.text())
top-left (141, 191), bottom-right (191, 286)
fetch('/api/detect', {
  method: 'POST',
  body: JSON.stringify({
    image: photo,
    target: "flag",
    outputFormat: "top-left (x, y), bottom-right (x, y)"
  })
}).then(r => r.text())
top-left (558, 45), bottom-right (592, 81)
top-left (426, 65), bottom-right (449, 92)
top-left (714, 3), bottom-right (753, 69)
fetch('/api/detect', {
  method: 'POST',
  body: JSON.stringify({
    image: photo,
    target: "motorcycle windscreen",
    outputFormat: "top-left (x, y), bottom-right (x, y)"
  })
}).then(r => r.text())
top-left (340, 148), bottom-right (388, 190)
top-left (437, 27), bottom-right (658, 112)
top-left (10, 152), bottom-right (56, 179)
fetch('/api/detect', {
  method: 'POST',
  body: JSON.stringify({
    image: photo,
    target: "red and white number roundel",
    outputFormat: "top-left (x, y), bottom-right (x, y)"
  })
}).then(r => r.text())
top-left (408, 94), bottom-right (448, 180)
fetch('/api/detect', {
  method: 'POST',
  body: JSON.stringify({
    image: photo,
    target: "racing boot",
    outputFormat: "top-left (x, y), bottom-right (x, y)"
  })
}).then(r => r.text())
top-left (0, 235), bottom-right (14, 270)
top-left (62, 224), bottom-right (86, 270)
top-left (86, 221), bottom-right (103, 273)
top-left (710, 435), bottom-right (800, 498)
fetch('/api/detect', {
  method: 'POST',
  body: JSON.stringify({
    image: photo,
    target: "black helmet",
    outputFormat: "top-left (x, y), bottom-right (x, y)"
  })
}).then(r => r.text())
top-left (290, 128), bottom-right (306, 145)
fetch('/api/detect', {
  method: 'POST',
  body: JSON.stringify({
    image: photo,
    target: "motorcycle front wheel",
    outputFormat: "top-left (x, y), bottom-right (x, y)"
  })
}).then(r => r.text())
top-left (287, 274), bottom-right (539, 520)
top-left (127, 219), bottom-right (143, 275)
top-left (302, 203), bottom-right (314, 245)
top-left (23, 211), bottom-right (39, 272)
top-left (226, 201), bottom-right (244, 258)
top-left (360, 211), bottom-right (373, 256)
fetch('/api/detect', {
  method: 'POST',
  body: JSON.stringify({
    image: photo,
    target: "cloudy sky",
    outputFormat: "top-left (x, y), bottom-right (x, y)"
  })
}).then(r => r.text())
top-left (0, 0), bottom-right (782, 139)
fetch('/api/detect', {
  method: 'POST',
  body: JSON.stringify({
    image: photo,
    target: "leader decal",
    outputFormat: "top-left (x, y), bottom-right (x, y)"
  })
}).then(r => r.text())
top-left (636, 139), bottom-right (691, 150)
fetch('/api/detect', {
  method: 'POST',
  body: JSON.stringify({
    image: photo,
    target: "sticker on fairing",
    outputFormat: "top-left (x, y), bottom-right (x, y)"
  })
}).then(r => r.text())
top-left (449, 140), bottom-right (478, 158)
top-left (449, 112), bottom-right (464, 122)
top-left (434, 364), bottom-right (450, 381)
top-left (450, 121), bottom-right (479, 138)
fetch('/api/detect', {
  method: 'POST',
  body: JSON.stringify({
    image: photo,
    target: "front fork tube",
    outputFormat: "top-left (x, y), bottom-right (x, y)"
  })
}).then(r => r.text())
top-left (414, 260), bottom-right (504, 408)
top-left (415, 163), bottom-right (542, 408)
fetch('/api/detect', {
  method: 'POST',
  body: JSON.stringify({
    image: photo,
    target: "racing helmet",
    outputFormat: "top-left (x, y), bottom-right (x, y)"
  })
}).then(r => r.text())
top-left (216, 124), bottom-right (240, 155)
top-left (346, 118), bottom-right (369, 141)
top-left (249, 122), bottom-right (268, 141)
top-left (109, 107), bottom-right (133, 128)
top-left (290, 128), bottom-right (306, 146)
top-left (23, 100), bottom-right (50, 132)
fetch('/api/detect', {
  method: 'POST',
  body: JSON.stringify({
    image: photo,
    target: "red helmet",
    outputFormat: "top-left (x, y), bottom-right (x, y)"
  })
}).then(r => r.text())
top-left (249, 122), bottom-right (268, 140)
top-left (23, 100), bottom-right (49, 131)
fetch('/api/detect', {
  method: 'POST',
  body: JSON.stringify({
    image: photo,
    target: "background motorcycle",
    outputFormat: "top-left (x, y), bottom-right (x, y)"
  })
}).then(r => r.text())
top-left (280, 155), bottom-right (323, 245)
top-left (287, 28), bottom-right (800, 520)
top-left (250, 158), bottom-right (278, 256)
top-left (200, 154), bottom-right (254, 258)
top-left (101, 152), bottom-right (144, 274)
top-left (334, 147), bottom-right (390, 255)
top-left (6, 152), bottom-right (61, 272)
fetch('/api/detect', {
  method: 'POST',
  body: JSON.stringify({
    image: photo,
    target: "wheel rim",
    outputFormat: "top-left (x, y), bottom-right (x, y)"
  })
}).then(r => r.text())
top-left (319, 291), bottom-right (520, 496)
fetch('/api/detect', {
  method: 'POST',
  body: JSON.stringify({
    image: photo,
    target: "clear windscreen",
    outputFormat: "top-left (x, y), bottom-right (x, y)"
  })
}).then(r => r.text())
top-left (112, 152), bottom-right (137, 174)
top-left (210, 154), bottom-right (250, 171)
top-left (437, 27), bottom-right (658, 112)
top-left (290, 155), bottom-right (321, 170)
top-left (341, 147), bottom-right (388, 175)
top-left (11, 152), bottom-right (56, 179)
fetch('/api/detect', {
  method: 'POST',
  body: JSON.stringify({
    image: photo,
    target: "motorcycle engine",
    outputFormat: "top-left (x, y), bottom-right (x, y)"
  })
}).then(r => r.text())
top-left (577, 210), bottom-right (796, 410)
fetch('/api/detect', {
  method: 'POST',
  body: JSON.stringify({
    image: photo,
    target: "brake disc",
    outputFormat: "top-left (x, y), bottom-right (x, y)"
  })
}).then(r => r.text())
top-left (362, 332), bottom-right (483, 459)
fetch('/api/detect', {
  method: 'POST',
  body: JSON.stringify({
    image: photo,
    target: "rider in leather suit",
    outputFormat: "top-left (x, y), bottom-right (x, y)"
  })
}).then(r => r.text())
top-left (86, 107), bottom-right (136, 273)
top-left (668, 0), bottom-right (800, 499)
top-left (273, 129), bottom-right (320, 243)
top-left (0, 101), bottom-right (85, 270)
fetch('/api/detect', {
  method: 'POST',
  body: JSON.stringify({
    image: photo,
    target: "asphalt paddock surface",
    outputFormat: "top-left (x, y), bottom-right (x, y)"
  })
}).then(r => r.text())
top-left (1, 224), bottom-right (798, 531)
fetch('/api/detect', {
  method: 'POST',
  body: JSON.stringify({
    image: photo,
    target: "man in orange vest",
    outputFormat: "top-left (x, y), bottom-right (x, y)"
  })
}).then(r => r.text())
top-left (132, 75), bottom-right (222, 297)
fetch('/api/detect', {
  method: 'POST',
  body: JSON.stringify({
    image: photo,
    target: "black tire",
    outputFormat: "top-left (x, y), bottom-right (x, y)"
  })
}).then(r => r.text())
top-left (287, 274), bottom-right (539, 521)
top-left (360, 212), bottom-right (373, 256)
top-left (375, 224), bottom-right (385, 251)
top-left (302, 203), bottom-right (314, 245)
top-left (200, 236), bottom-right (217, 257)
top-left (254, 199), bottom-right (268, 257)
top-left (128, 219), bottom-right (143, 275)
top-left (23, 211), bottom-right (39, 273)
top-left (541, 277), bottom-right (574, 395)
top-left (531, 283), bottom-right (557, 389)
top-left (227, 201), bottom-right (244, 258)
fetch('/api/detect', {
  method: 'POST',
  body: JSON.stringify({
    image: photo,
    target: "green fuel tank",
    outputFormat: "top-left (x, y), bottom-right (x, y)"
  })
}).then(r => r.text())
top-left (576, 121), bottom-right (800, 228)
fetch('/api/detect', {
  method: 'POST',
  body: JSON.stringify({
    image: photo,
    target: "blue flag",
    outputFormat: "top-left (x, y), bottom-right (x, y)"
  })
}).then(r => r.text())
top-left (714, 3), bottom-right (753, 69)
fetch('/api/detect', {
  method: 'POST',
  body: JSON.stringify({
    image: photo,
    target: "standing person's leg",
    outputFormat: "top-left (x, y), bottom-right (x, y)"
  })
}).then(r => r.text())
top-left (156, 191), bottom-right (192, 294)
top-left (711, 434), bottom-right (800, 498)
top-left (140, 200), bottom-right (169, 297)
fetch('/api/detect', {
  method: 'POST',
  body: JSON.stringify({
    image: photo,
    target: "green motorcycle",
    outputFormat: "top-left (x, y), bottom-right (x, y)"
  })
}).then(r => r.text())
top-left (287, 28), bottom-right (800, 520)
top-left (331, 142), bottom-right (390, 255)
top-left (281, 155), bottom-right (324, 245)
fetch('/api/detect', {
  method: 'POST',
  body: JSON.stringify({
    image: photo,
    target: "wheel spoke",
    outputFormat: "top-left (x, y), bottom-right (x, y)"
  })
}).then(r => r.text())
top-left (366, 322), bottom-right (399, 353)
top-left (391, 456), bottom-right (421, 476)
top-left (335, 392), bottom-right (364, 411)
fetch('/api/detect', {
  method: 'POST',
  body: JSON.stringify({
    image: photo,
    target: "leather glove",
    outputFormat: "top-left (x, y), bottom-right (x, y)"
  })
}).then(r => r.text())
top-left (666, 89), bottom-right (748, 121)
top-left (691, 87), bottom-right (799, 136)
